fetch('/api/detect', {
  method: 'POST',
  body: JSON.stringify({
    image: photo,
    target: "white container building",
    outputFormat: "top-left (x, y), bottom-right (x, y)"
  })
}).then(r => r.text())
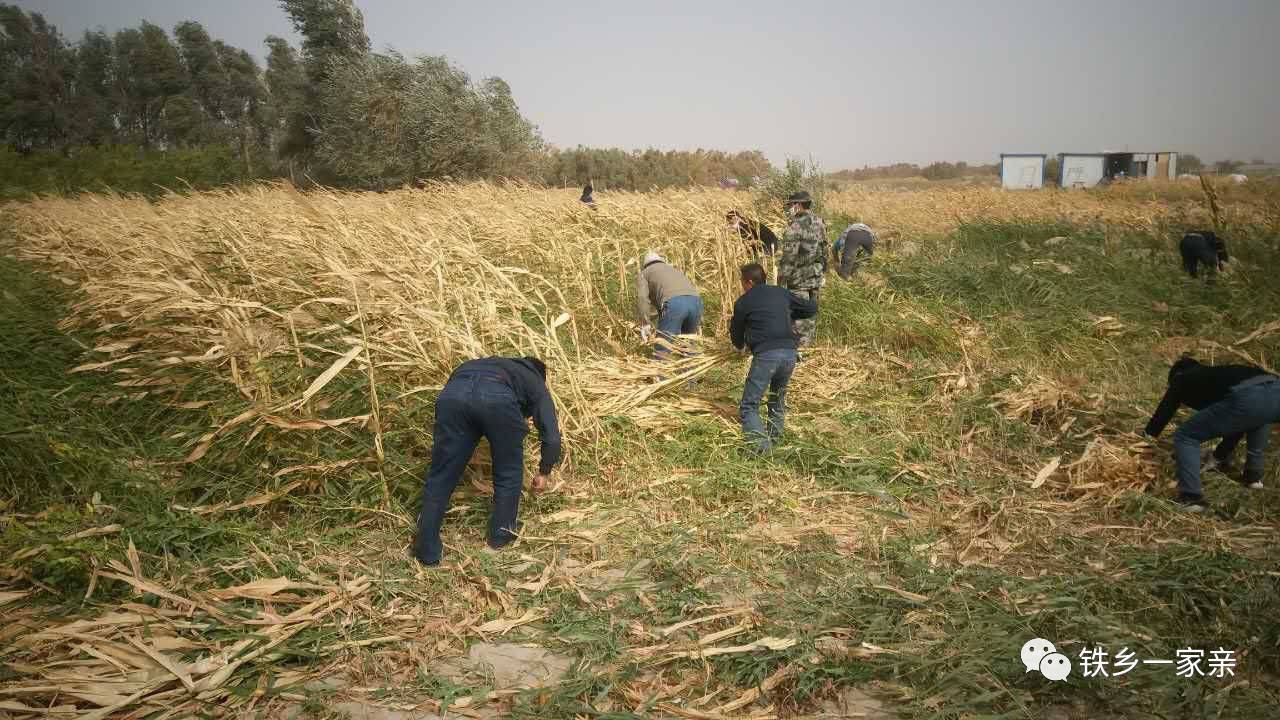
top-left (1000, 154), bottom-right (1046, 190)
top-left (1058, 151), bottom-right (1178, 188)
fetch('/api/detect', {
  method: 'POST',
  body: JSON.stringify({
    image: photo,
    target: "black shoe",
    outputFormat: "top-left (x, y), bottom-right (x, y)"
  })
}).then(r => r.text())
top-left (1239, 470), bottom-right (1265, 490)
top-left (409, 544), bottom-right (442, 567)
top-left (1176, 493), bottom-right (1209, 512)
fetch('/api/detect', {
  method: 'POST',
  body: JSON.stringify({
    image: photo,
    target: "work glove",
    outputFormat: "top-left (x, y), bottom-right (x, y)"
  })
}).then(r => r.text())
top-left (639, 325), bottom-right (652, 342)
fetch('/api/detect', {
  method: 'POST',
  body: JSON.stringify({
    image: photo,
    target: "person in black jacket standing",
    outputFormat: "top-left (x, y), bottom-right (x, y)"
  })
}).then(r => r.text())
top-left (729, 263), bottom-right (818, 453)
top-left (414, 357), bottom-right (562, 566)
top-left (1144, 356), bottom-right (1277, 510)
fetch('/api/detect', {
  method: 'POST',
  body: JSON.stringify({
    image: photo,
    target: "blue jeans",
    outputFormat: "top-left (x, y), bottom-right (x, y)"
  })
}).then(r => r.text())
top-left (414, 375), bottom-right (529, 565)
top-left (739, 348), bottom-right (797, 453)
top-left (1173, 377), bottom-right (1279, 497)
top-left (655, 295), bottom-right (703, 361)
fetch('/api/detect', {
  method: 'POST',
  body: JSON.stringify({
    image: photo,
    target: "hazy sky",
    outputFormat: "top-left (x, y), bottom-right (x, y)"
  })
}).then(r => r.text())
top-left (17, 0), bottom-right (1280, 168)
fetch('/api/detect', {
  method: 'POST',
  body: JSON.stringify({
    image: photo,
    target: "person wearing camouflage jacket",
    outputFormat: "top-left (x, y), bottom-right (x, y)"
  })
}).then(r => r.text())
top-left (777, 191), bottom-right (828, 347)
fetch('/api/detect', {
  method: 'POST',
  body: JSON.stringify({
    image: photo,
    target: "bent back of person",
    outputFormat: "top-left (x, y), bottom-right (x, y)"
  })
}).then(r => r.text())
top-left (1179, 230), bottom-right (1227, 279)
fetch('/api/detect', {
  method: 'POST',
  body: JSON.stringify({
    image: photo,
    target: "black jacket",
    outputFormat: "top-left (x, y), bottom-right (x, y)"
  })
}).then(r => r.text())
top-left (729, 283), bottom-right (818, 354)
top-left (1144, 363), bottom-right (1267, 437)
top-left (1179, 231), bottom-right (1228, 277)
top-left (738, 220), bottom-right (779, 255)
top-left (449, 357), bottom-right (562, 474)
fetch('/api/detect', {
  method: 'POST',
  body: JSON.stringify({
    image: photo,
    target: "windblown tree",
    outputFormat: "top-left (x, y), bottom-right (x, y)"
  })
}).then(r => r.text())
top-left (476, 77), bottom-right (545, 179)
top-left (1, 4), bottom-right (270, 162)
top-left (262, 36), bottom-right (307, 159)
top-left (112, 22), bottom-right (188, 148)
top-left (314, 53), bottom-right (543, 186)
top-left (0, 5), bottom-right (75, 151)
top-left (170, 26), bottom-right (269, 172)
top-left (66, 30), bottom-right (116, 147)
top-left (541, 147), bottom-right (771, 190)
top-left (2, 1), bottom-right (766, 193)
top-left (215, 43), bottom-right (268, 175)
top-left (277, 0), bottom-right (370, 165)
top-left (170, 21), bottom-right (226, 146)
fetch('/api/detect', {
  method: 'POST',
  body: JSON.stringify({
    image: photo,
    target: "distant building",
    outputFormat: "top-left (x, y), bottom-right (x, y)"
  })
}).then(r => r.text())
top-left (1058, 151), bottom-right (1178, 188)
top-left (1000, 154), bottom-right (1046, 190)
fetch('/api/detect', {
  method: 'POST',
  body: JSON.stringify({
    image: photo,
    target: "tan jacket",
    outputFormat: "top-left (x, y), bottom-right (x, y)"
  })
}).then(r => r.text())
top-left (636, 261), bottom-right (699, 324)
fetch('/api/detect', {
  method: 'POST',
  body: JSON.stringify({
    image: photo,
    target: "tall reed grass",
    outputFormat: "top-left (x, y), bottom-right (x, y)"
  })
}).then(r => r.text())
top-left (6, 179), bottom-right (1275, 472)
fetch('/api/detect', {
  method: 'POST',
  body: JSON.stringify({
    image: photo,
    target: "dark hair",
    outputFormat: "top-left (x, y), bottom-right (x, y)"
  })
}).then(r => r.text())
top-left (740, 263), bottom-right (766, 286)
top-left (1169, 356), bottom-right (1200, 382)
top-left (582, 184), bottom-right (593, 195)
top-left (726, 210), bottom-right (742, 220)
top-left (523, 356), bottom-right (548, 379)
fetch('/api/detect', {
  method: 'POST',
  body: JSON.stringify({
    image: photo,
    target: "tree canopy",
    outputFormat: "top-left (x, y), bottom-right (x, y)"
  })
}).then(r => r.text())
top-left (1, 1), bottom-right (775, 195)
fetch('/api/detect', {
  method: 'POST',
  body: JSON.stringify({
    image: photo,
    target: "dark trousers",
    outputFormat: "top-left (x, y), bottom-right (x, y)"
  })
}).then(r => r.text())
top-left (790, 289), bottom-right (819, 347)
top-left (1180, 233), bottom-right (1218, 279)
top-left (1173, 376), bottom-right (1279, 497)
top-left (414, 375), bottom-right (529, 565)
top-left (837, 246), bottom-right (872, 279)
top-left (740, 348), bottom-right (798, 453)
top-left (1212, 433), bottom-right (1245, 463)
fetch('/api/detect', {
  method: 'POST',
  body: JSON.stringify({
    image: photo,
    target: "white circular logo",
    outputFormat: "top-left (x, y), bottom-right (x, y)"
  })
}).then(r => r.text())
top-left (1039, 652), bottom-right (1072, 681)
top-left (1021, 638), bottom-right (1057, 674)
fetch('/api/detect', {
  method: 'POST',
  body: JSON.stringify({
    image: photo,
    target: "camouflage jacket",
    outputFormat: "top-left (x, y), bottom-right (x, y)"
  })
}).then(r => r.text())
top-left (778, 211), bottom-right (829, 290)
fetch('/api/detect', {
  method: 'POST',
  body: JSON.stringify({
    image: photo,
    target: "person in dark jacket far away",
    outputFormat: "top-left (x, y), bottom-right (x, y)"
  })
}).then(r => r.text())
top-left (1179, 230), bottom-right (1227, 280)
top-left (726, 210), bottom-right (779, 257)
top-left (1144, 356), bottom-right (1278, 512)
top-left (414, 356), bottom-right (562, 566)
top-left (730, 263), bottom-right (818, 454)
top-left (833, 222), bottom-right (877, 279)
top-left (580, 184), bottom-right (596, 208)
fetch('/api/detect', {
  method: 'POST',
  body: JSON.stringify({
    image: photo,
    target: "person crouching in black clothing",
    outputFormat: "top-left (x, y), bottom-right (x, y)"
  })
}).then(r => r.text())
top-left (1180, 230), bottom-right (1227, 280)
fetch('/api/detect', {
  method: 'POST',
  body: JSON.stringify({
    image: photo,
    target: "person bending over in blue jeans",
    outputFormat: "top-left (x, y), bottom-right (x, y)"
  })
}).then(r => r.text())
top-left (1144, 357), bottom-right (1269, 486)
top-left (729, 263), bottom-right (818, 453)
top-left (636, 251), bottom-right (703, 362)
top-left (413, 356), bottom-right (561, 566)
top-left (1147, 363), bottom-right (1279, 512)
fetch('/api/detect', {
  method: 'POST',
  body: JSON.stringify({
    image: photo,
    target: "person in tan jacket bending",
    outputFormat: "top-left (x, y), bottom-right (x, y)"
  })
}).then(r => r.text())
top-left (636, 251), bottom-right (702, 361)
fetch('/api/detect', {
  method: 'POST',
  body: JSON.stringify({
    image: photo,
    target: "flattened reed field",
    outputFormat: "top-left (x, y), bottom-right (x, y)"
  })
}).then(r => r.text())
top-left (2, 180), bottom-right (1280, 719)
